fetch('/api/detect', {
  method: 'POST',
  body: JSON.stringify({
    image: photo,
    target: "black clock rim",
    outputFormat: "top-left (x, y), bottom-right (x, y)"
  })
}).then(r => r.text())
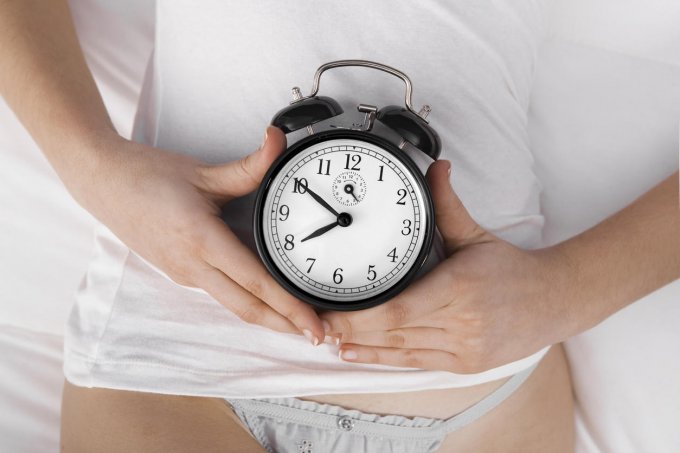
top-left (253, 129), bottom-right (435, 312)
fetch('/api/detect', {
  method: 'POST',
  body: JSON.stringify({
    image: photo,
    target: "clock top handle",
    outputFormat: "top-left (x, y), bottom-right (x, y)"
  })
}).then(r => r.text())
top-left (303, 60), bottom-right (431, 122)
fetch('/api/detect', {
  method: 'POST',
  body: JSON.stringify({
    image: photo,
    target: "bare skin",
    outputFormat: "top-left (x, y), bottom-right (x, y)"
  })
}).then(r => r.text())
top-left (61, 380), bottom-right (268, 453)
top-left (61, 345), bottom-right (572, 453)
top-left (323, 166), bottom-right (679, 372)
top-left (0, 0), bottom-right (325, 343)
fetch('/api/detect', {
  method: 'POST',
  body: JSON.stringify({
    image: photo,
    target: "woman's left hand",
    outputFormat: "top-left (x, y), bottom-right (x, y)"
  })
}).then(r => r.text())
top-left (320, 160), bottom-right (577, 374)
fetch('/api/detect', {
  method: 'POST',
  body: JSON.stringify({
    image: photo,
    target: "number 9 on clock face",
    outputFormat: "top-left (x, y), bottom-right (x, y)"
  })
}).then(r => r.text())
top-left (254, 131), bottom-right (434, 311)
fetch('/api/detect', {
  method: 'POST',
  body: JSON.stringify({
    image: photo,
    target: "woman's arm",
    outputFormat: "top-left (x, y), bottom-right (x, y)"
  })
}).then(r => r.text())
top-left (0, 0), bottom-right (326, 344)
top-left (0, 0), bottom-right (115, 195)
top-left (322, 162), bottom-right (679, 372)
top-left (549, 171), bottom-right (679, 332)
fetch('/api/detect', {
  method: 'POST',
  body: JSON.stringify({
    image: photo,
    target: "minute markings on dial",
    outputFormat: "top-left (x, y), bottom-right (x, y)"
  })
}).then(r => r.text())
top-left (266, 142), bottom-right (424, 299)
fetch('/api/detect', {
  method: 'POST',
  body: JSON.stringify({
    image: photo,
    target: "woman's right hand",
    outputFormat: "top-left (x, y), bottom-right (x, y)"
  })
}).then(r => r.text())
top-left (0, 1), bottom-right (326, 346)
top-left (69, 126), bottom-right (326, 345)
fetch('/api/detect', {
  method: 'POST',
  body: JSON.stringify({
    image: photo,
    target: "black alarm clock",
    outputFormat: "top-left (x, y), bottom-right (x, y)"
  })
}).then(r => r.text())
top-left (254, 60), bottom-right (441, 311)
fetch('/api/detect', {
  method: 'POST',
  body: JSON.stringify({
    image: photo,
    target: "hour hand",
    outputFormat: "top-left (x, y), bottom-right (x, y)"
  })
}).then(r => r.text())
top-left (301, 213), bottom-right (353, 243)
top-left (304, 185), bottom-right (340, 217)
top-left (301, 220), bottom-right (339, 243)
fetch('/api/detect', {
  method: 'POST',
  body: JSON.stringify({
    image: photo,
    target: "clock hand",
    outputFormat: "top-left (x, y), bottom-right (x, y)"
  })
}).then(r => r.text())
top-left (344, 184), bottom-right (359, 202)
top-left (301, 212), bottom-right (353, 243)
top-left (304, 185), bottom-right (340, 217)
top-left (301, 220), bottom-right (339, 243)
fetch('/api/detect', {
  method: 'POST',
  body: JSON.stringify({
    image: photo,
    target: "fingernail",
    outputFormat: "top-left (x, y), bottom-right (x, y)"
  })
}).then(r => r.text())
top-left (261, 127), bottom-right (269, 148)
top-left (322, 320), bottom-right (332, 334)
top-left (340, 349), bottom-right (358, 361)
top-left (323, 335), bottom-right (341, 345)
top-left (303, 329), bottom-right (319, 346)
top-left (446, 161), bottom-right (452, 177)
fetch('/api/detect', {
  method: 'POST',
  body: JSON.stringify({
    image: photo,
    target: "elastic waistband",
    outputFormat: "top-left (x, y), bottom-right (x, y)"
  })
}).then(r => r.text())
top-left (227, 362), bottom-right (538, 441)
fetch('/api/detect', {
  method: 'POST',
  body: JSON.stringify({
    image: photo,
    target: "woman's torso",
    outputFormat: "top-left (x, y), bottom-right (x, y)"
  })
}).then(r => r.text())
top-left (65, 0), bottom-right (552, 401)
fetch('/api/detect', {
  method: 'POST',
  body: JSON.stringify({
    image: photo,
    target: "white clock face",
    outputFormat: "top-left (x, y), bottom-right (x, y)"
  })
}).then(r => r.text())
top-left (261, 138), bottom-right (429, 303)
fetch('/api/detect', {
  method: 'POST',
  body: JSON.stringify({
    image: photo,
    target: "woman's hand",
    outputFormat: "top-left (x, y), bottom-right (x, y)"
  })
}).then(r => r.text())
top-left (0, 0), bottom-right (325, 346)
top-left (321, 163), bottom-right (680, 373)
top-left (72, 127), bottom-right (326, 344)
top-left (320, 160), bottom-right (576, 373)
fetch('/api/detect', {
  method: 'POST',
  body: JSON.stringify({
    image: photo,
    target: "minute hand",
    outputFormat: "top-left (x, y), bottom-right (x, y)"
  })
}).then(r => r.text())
top-left (303, 185), bottom-right (339, 217)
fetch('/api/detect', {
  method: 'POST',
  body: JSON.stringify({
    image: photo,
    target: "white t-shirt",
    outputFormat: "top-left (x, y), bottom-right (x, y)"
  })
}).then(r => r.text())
top-left (64, 0), bottom-right (550, 398)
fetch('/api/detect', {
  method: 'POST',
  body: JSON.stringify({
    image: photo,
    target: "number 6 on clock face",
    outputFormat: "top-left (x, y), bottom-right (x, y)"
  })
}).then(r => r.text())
top-left (254, 130), bottom-right (435, 311)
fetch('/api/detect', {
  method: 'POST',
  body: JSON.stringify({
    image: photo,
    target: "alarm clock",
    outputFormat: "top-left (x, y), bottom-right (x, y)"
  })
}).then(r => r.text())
top-left (253, 60), bottom-right (441, 311)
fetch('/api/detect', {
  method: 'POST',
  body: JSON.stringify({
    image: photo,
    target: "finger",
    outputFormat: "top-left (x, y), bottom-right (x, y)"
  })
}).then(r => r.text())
top-left (197, 126), bottom-right (287, 199)
top-left (337, 344), bottom-right (462, 373)
top-left (202, 218), bottom-right (326, 344)
top-left (339, 327), bottom-right (451, 351)
top-left (426, 159), bottom-right (491, 254)
top-left (320, 263), bottom-right (453, 335)
top-left (198, 264), bottom-right (299, 334)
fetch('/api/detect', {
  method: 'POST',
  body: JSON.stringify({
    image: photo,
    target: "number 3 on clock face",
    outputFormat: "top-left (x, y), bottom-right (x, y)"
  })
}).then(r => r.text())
top-left (254, 131), bottom-right (435, 311)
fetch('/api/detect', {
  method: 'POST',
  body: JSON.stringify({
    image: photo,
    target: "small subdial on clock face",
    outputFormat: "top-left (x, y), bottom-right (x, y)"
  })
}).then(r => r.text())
top-left (332, 171), bottom-right (367, 206)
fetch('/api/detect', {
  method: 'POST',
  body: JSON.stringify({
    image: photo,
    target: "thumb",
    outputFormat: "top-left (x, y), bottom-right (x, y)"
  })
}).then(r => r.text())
top-left (426, 160), bottom-right (490, 254)
top-left (199, 126), bottom-right (287, 199)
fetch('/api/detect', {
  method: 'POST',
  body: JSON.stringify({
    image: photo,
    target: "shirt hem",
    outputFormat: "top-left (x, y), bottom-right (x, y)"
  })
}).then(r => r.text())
top-left (64, 346), bottom-right (550, 399)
